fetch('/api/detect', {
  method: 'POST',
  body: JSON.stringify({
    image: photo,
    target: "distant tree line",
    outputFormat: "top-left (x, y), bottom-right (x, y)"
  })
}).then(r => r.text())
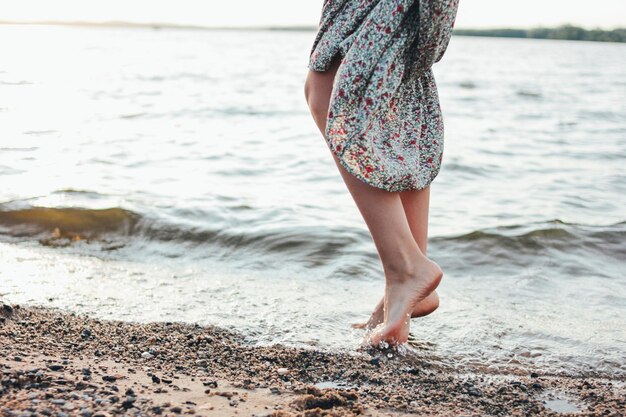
top-left (453, 25), bottom-right (626, 43)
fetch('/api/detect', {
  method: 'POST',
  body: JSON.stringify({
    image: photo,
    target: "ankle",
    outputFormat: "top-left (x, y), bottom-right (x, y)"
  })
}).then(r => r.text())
top-left (383, 253), bottom-right (425, 283)
top-left (384, 251), bottom-right (441, 284)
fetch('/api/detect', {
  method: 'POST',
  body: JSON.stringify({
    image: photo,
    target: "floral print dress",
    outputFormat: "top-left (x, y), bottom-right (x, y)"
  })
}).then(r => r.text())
top-left (309, 0), bottom-right (460, 192)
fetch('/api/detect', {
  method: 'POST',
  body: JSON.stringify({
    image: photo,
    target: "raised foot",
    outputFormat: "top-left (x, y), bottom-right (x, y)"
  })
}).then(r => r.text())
top-left (352, 291), bottom-right (440, 330)
top-left (368, 258), bottom-right (443, 347)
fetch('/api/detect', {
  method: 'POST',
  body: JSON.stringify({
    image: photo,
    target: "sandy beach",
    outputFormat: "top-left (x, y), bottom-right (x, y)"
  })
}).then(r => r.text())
top-left (1, 302), bottom-right (623, 416)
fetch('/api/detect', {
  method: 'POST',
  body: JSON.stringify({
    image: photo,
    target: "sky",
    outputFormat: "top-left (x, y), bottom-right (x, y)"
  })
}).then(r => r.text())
top-left (2, 0), bottom-right (625, 29)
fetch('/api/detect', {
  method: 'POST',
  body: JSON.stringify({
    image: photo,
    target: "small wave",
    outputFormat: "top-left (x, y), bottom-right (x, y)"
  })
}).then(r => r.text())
top-left (23, 130), bottom-right (56, 136)
top-left (0, 206), bottom-right (139, 240)
top-left (0, 146), bottom-right (39, 152)
top-left (119, 112), bottom-right (146, 119)
top-left (0, 80), bottom-right (32, 85)
top-left (459, 81), bottom-right (477, 89)
top-left (0, 205), bottom-right (623, 267)
top-left (0, 204), bottom-right (365, 263)
top-left (134, 219), bottom-right (365, 261)
top-left (433, 219), bottom-right (626, 259)
top-left (52, 189), bottom-right (106, 197)
top-left (516, 90), bottom-right (542, 98)
top-left (442, 161), bottom-right (490, 176)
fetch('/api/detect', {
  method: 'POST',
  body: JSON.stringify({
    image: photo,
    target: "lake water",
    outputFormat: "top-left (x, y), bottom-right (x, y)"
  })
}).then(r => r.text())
top-left (1, 25), bottom-right (625, 378)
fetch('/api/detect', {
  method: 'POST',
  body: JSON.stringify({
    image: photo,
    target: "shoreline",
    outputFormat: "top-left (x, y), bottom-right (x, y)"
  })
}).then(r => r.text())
top-left (0, 21), bottom-right (624, 44)
top-left (1, 303), bottom-right (624, 416)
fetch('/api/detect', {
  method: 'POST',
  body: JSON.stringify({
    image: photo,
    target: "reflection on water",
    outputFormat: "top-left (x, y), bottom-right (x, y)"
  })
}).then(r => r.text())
top-left (0, 26), bottom-right (625, 378)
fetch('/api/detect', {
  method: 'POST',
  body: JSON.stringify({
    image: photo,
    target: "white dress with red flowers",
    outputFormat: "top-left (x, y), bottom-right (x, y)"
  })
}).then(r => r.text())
top-left (309, 0), bottom-right (460, 192)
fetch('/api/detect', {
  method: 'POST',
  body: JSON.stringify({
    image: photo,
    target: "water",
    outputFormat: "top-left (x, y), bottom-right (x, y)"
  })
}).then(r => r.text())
top-left (1, 25), bottom-right (625, 378)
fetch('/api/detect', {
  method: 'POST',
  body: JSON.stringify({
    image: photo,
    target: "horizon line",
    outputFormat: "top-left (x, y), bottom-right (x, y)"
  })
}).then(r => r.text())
top-left (0, 19), bottom-right (623, 32)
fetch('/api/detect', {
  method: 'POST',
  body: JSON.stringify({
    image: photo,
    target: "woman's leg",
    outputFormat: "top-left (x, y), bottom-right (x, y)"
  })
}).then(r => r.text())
top-left (354, 186), bottom-right (440, 330)
top-left (304, 61), bottom-right (443, 345)
top-left (398, 188), bottom-right (441, 316)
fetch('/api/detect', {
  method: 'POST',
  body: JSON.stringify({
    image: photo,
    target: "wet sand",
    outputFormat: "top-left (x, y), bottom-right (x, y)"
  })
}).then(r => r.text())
top-left (1, 302), bottom-right (623, 416)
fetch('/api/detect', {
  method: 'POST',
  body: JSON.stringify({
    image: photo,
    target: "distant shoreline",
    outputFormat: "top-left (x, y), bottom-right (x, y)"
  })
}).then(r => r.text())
top-left (453, 25), bottom-right (626, 44)
top-left (1, 20), bottom-right (625, 43)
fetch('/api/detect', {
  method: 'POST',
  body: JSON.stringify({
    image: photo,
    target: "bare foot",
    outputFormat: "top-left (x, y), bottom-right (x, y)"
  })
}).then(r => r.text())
top-left (352, 291), bottom-right (439, 330)
top-left (368, 256), bottom-right (443, 346)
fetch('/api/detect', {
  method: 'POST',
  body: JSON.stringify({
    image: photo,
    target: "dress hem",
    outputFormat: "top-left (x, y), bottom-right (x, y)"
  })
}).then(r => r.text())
top-left (311, 51), bottom-right (440, 193)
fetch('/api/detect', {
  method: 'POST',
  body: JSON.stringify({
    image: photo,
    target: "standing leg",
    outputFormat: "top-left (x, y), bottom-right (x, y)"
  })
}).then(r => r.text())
top-left (353, 186), bottom-right (440, 330)
top-left (304, 62), bottom-right (443, 345)
top-left (399, 187), bottom-right (440, 314)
